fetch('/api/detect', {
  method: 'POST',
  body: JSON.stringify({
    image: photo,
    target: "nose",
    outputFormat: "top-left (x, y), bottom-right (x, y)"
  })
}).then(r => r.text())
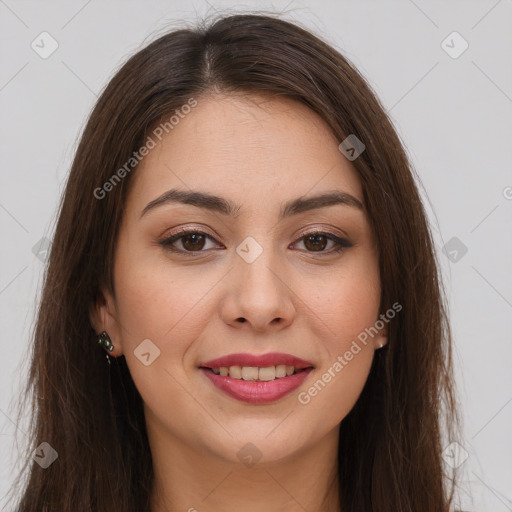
top-left (219, 245), bottom-right (296, 333)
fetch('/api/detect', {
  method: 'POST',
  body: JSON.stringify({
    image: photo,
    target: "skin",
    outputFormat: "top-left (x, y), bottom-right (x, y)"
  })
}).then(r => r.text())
top-left (91, 93), bottom-right (387, 512)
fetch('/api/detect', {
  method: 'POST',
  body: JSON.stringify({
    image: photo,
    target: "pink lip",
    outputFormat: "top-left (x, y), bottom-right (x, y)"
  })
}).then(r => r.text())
top-left (198, 352), bottom-right (314, 404)
top-left (199, 352), bottom-right (314, 370)
top-left (200, 367), bottom-right (313, 404)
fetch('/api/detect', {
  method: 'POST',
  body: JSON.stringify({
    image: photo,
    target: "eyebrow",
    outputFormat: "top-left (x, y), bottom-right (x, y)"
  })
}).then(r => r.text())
top-left (140, 188), bottom-right (364, 221)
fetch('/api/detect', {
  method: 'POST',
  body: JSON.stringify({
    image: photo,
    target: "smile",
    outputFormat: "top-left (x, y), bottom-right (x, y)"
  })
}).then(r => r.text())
top-left (198, 352), bottom-right (314, 404)
top-left (209, 364), bottom-right (300, 380)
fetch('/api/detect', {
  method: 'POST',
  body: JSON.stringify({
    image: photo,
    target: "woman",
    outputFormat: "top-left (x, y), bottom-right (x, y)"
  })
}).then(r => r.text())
top-left (8, 12), bottom-right (461, 512)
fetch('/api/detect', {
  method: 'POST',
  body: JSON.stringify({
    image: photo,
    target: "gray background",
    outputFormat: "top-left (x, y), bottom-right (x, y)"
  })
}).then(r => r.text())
top-left (1, 1), bottom-right (511, 510)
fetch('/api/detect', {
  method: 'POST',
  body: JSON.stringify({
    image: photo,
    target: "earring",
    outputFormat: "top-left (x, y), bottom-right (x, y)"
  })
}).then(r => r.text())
top-left (98, 331), bottom-right (114, 352)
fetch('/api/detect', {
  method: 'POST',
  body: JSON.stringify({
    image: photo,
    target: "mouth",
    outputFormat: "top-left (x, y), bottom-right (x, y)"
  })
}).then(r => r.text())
top-left (200, 364), bottom-right (309, 381)
top-left (198, 352), bottom-right (314, 404)
top-left (198, 352), bottom-right (314, 379)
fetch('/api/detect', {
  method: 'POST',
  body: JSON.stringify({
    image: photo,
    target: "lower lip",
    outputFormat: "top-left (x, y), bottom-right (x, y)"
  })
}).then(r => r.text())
top-left (200, 368), bottom-right (313, 404)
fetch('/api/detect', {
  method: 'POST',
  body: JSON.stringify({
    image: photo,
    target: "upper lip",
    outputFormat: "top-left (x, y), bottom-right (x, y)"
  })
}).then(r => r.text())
top-left (199, 352), bottom-right (314, 370)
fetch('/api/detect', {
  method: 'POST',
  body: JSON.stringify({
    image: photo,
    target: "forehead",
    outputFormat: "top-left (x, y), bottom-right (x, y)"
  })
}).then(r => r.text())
top-left (129, 93), bottom-right (363, 213)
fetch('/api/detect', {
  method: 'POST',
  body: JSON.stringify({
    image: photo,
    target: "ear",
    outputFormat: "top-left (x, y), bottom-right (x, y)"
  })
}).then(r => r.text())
top-left (373, 314), bottom-right (389, 351)
top-left (89, 288), bottom-right (124, 357)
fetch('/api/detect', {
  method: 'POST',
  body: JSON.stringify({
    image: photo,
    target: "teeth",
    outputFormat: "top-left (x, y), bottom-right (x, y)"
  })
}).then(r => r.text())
top-left (258, 366), bottom-right (276, 381)
top-left (211, 365), bottom-right (300, 381)
top-left (229, 365), bottom-right (242, 379)
top-left (241, 366), bottom-right (259, 381)
top-left (275, 365), bottom-right (287, 378)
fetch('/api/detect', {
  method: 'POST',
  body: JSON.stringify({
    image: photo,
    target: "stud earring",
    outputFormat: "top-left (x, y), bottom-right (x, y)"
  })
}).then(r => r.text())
top-left (98, 331), bottom-right (114, 352)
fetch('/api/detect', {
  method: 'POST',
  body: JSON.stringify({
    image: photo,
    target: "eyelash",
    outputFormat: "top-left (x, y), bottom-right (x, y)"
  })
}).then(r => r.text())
top-left (158, 228), bottom-right (353, 256)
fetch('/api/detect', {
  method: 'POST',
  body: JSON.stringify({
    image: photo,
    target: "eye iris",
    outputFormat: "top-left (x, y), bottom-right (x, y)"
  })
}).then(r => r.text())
top-left (182, 233), bottom-right (205, 251)
top-left (304, 234), bottom-right (327, 251)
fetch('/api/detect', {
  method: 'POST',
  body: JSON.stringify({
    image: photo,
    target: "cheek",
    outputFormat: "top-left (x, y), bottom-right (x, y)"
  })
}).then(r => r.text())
top-left (110, 251), bottom-right (230, 415)
top-left (297, 348), bottom-right (374, 425)
top-left (292, 255), bottom-right (380, 416)
top-left (299, 256), bottom-right (381, 352)
top-left (113, 253), bottom-right (223, 346)
top-left (111, 258), bottom-right (219, 419)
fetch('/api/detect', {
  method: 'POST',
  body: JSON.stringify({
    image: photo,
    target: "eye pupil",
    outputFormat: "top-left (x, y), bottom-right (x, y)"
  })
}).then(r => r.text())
top-left (182, 233), bottom-right (205, 251)
top-left (304, 234), bottom-right (327, 252)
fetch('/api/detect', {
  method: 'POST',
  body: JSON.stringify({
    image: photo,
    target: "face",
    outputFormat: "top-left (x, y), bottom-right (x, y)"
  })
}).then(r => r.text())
top-left (93, 93), bottom-right (386, 466)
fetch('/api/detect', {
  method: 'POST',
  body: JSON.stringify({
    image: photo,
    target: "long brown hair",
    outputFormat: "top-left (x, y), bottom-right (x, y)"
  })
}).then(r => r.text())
top-left (7, 11), bottom-right (461, 511)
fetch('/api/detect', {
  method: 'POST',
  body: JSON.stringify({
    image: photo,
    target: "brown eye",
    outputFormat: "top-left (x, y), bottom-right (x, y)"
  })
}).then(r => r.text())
top-left (159, 229), bottom-right (220, 254)
top-left (293, 231), bottom-right (353, 254)
top-left (181, 233), bottom-right (206, 251)
top-left (303, 234), bottom-right (328, 252)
